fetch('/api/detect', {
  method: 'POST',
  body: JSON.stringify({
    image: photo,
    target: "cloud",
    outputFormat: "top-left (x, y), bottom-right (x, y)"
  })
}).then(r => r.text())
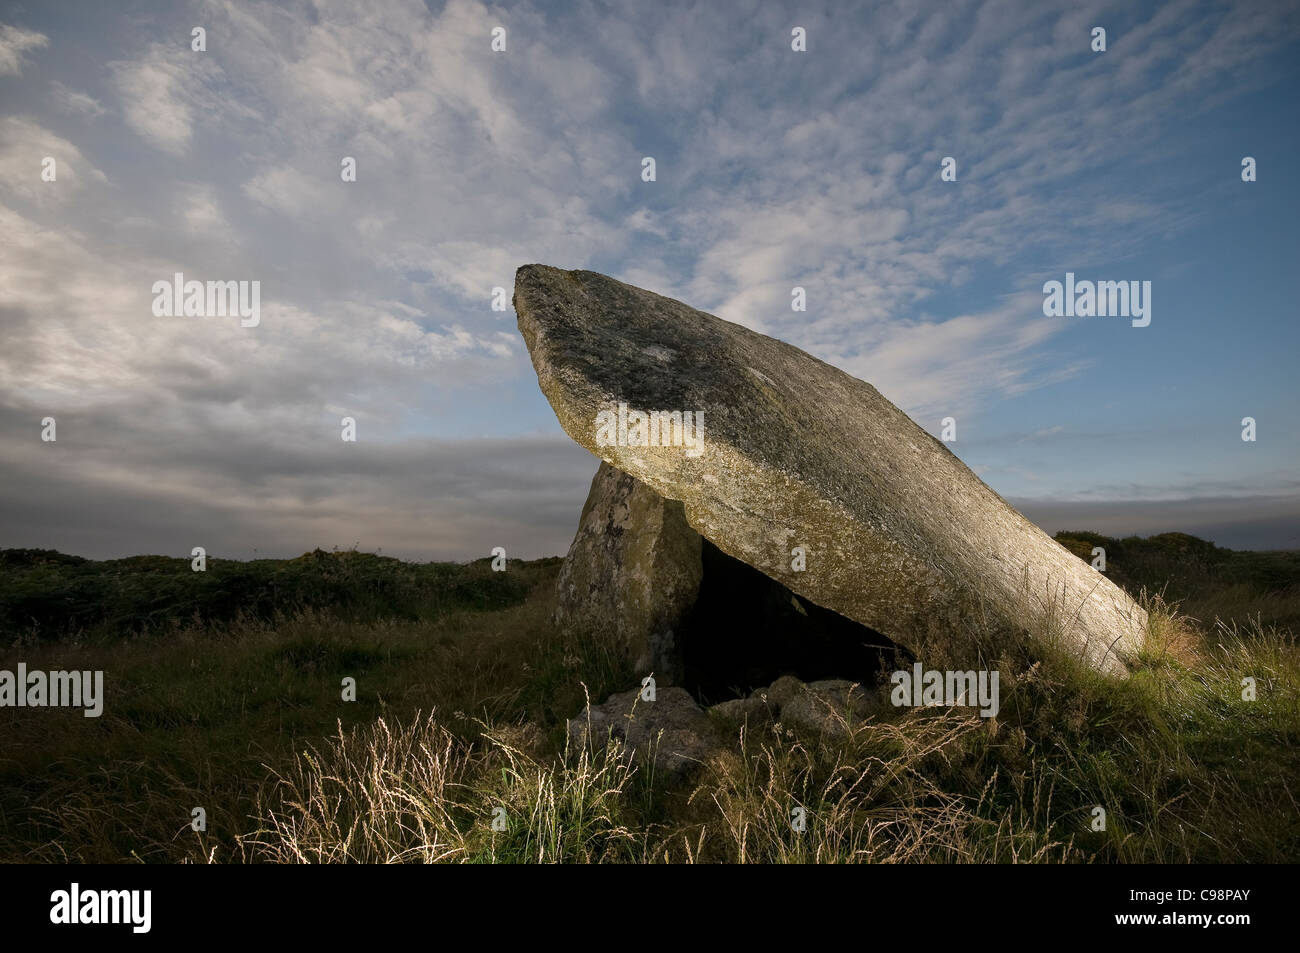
top-left (48, 81), bottom-right (106, 118)
top-left (830, 295), bottom-right (1085, 420)
top-left (1016, 494), bottom-right (1300, 552)
top-left (109, 42), bottom-right (260, 155)
top-left (0, 414), bottom-right (599, 560)
top-left (110, 48), bottom-right (198, 154)
top-left (241, 165), bottom-right (325, 217)
top-left (0, 200), bottom-right (522, 422)
top-left (178, 184), bottom-right (231, 236)
top-left (0, 23), bottom-right (46, 76)
top-left (0, 117), bottom-right (109, 207)
top-left (1019, 425), bottom-right (1066, 443)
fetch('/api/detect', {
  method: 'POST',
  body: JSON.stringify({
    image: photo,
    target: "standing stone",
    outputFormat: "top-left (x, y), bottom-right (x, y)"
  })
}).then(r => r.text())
top-left (516, 264), bottom-right (1147, 677)
top-left (553, 460), bottom-right (702, 683)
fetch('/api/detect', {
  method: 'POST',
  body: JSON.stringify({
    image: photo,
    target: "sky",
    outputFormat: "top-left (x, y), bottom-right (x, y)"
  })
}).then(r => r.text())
top-left (0, 0), bottom-right (1297, 561)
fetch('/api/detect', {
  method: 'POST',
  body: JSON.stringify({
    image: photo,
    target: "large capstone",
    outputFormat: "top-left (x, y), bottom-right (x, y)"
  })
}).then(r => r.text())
top-left (517, 265), bottom-right (1147, 677)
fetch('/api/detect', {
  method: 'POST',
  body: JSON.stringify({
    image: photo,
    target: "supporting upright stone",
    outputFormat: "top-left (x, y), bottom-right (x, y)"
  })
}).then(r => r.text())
top-left (554, 460), bottom-right (702, 683)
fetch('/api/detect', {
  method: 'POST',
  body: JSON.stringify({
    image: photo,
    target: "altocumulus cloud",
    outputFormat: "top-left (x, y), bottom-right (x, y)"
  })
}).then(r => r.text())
top-left (0, 0), bottom-right (1297, 558)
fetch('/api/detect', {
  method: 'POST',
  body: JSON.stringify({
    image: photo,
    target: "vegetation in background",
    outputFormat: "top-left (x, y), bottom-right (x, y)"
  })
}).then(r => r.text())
top-left (0, 548), bottom-right (548, 641)
top-left (1054, 530), bottom-right (1300, 632)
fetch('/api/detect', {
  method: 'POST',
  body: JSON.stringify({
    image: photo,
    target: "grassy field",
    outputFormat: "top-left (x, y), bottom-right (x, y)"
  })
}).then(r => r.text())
top-left (0, 532), bottom-right (1296, 863)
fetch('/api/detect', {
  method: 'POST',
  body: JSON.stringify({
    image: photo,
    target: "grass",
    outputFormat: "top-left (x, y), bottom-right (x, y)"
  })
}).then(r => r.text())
top-left (0, 534), bottom-right (1296, 863)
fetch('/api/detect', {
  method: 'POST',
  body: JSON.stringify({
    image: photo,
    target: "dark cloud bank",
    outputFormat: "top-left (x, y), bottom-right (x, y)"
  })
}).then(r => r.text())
top-left (3, 430), bottom-right (1295, 561)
